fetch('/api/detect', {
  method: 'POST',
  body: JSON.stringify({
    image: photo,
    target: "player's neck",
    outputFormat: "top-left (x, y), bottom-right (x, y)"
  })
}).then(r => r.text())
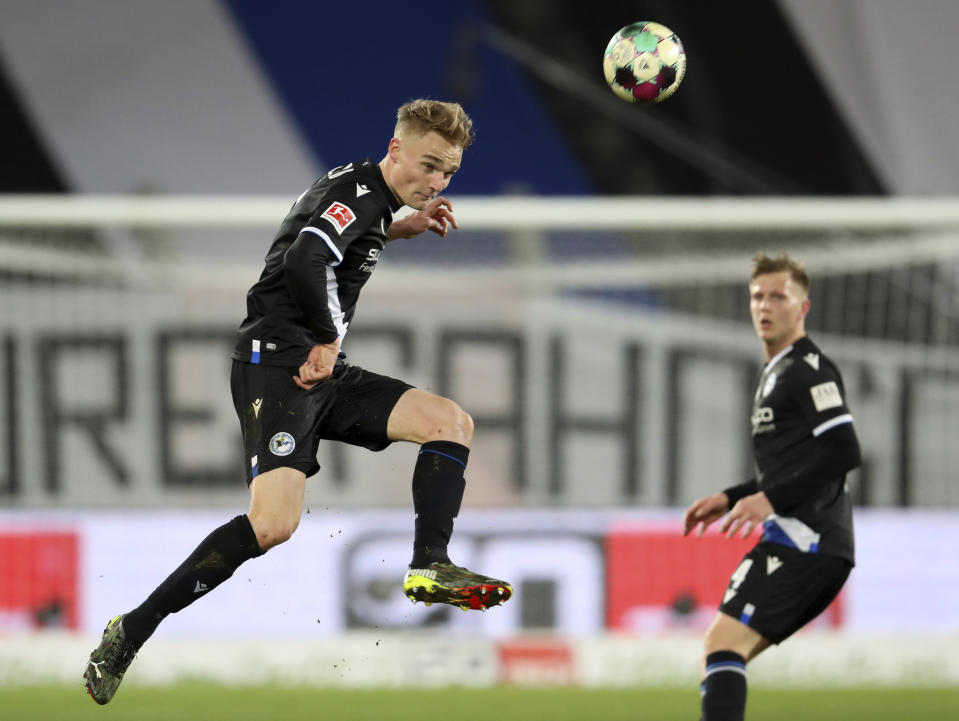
top-left (762, 331), bottom-right (805, 362)
top-left (377, 157), bottom-right (403, 206)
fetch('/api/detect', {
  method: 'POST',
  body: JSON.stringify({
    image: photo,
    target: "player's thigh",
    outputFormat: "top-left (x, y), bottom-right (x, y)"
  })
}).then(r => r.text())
top-left (386, 388), bottom-right (473, 445)
top-left (718, 542), bottom-right (851, 645)
top-left (247, 466), bottom-right (306, 549)
top-left (703, 611), bottom-right (770, 661)
top-left (319, 364), bottom-right (413, 450)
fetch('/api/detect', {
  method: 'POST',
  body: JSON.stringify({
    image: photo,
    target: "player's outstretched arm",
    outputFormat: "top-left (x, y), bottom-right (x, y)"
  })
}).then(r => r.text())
top-left (387, 197), bottom-right (458, 240)
top-left (682, 492), bottom-right (730, 537)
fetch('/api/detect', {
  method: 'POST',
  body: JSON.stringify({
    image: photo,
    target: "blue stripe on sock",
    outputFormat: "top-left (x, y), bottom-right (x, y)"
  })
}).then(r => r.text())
top-left (705, 661), bottom-right (746, 673)
top-left (418, 448), bottom-right (467, 469)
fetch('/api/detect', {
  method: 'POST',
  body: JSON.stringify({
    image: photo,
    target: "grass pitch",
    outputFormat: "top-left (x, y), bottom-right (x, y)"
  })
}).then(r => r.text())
top-left (5, 684), bottom-right (956, 720)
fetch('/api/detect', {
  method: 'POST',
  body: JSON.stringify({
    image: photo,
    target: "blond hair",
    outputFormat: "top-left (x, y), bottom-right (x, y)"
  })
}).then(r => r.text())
top-left (395, 99), bottom-right (475, 150)
top-left (752, 252), bottom-right (809, 294)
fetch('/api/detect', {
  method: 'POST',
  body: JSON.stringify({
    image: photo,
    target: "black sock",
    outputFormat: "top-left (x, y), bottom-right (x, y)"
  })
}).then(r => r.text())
top-left (701, 650), bottom-right (747, 721)
top-left (410, 441), bottom-right (468, 567)
top-left (122, 515), bottom-right (264, 647)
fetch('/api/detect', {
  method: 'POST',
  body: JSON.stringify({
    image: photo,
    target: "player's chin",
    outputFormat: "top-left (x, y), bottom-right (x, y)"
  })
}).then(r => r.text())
top-left (408, 193), bottom-right (435, 210)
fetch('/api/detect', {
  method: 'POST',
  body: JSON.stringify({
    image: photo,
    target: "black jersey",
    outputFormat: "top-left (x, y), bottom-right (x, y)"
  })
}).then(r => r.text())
top-left (750, 336), bottom-right (858, 563)
top-left (232, 159), bottom-right (401, 367)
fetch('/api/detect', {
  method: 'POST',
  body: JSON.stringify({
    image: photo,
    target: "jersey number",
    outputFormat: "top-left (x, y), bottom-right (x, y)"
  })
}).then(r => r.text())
top-left (729, 559), bottom-right (753, 590)
top-left (327, 163), bottom-right (354, 179)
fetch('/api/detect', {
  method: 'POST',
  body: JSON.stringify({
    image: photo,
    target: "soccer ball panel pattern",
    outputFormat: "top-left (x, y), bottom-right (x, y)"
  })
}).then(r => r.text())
top-left (602, 21), bottom-right (686, 104)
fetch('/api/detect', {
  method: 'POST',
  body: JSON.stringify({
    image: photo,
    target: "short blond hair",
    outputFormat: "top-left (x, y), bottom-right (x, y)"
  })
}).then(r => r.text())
top-left (752, 252), bottom-right (809, 294)
top-left (395, 99), bottom-right (475, 150)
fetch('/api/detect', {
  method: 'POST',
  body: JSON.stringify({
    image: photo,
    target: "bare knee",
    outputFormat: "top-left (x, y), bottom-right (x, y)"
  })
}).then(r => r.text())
top-left (246, 467), bottom-right (306, 551)
top-left (431, 400), bottom-right (473, 445)
top-left (248, 514), bottom-right (300, 551)
top-left (388, 390), bottom-right (475, 445)
top-left (414, 398), bottom-right (473, 445)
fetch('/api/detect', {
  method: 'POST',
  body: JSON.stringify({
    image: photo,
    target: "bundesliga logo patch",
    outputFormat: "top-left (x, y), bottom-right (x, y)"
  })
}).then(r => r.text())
top-left (321, 201), bottom-right (356, 234)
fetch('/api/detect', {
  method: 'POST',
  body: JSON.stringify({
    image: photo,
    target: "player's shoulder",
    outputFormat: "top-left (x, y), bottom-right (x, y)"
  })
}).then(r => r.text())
top-left (785, 336), bottom-right (844, 384)
top-left (313, 159), bottom-right (381, 198)
top-left (303, 159), bottom-right (392, 226)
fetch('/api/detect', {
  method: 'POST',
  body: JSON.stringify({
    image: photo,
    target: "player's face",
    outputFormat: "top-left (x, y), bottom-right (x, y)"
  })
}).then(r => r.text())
top-left (385, 130), bottom-right (462, 210)
top-left (749, 271), bottom-right (810, 356)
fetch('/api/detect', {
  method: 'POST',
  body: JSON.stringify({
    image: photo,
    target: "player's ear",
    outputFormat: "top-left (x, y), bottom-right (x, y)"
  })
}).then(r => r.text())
top-left (800, 297), bottom-right (811, 318)
top-left (387, 137), bottom-right (402, 161)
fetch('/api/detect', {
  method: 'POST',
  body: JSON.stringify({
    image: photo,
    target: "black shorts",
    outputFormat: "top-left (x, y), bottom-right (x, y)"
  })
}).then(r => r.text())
top-left (717, 541), bottom-right (852, 644)
top-left (230, 360), bottom-right (413, 484)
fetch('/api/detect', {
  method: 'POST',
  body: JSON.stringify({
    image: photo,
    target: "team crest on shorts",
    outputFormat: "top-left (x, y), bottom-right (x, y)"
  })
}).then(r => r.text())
top-left (269, 432), bottom-right (296, 456)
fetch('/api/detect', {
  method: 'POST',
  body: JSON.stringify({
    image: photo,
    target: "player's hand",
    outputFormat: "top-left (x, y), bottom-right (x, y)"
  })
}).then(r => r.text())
top-left (683, 492), bottom-right (730, 537)
top-left (387, 197), bottom-right (458, 240)
top-left (720, 492), bottom-right (774, 539)
top-left (293, 340), bottom-right (340, 390)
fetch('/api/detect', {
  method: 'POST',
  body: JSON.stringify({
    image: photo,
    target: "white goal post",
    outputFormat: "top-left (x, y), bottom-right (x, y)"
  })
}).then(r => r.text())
top-left (1, 195), bottom-right (959, 288)
top-left (3, 194), bottom-right (959, 229)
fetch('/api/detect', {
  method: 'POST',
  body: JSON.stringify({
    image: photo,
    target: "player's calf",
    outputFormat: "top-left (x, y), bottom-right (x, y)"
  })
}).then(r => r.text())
top-left (700, 650), bottom-right (747, 721)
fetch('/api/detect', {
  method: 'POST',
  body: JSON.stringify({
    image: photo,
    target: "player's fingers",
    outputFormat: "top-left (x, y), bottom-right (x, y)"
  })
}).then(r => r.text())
top-left (431, 211), bottom-right (456, 232)
top-left (438, 206), bottom-right (458, 227)
top-left (720, 514), bottom-right (733, 534)
top-left (293, 374), bottom-right (315, 390)
top-left (432, 204), bottom-right (458, 228)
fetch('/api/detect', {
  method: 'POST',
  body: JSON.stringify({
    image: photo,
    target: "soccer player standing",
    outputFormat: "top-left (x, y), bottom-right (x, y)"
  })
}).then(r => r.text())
top-left (84, 99), bottom-right (512, 704)
top-left (683, 253), bottom-right (860, 721)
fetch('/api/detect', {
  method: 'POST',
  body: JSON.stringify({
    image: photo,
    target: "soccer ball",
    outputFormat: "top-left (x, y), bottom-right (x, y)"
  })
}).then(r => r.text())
top-left (603, 21), bottom-right (686, 104)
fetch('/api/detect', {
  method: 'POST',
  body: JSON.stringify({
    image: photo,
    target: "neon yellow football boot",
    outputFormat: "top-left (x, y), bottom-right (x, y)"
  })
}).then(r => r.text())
top-left (404, 562), bottom-right (512, 610)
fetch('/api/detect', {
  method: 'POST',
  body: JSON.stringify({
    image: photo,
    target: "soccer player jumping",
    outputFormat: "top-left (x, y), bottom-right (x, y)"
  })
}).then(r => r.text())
top-left (84, 99), bottom-right (512, 704)
top-left (683, 253), bottom-right (860, 721)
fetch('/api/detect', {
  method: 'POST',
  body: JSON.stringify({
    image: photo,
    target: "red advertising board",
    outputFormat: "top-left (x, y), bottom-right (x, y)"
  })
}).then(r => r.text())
top-left (0, 531), bottom-right (80, 630)
top-left (498, 639), bottom-right (575, 685)
top-left (606, 526), bottom-right (843, 633)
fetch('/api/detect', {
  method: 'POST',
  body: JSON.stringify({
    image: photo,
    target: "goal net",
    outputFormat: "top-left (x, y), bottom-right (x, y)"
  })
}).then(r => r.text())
top-left (1, 195), bottom-right (957, 510)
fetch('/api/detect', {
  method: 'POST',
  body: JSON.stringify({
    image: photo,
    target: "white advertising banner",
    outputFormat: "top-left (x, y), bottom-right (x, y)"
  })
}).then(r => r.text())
top-left (1, 508), bottom-right (956, 637)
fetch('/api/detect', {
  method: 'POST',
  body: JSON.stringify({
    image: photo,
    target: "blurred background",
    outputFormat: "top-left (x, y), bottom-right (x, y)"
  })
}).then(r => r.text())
top-left (1, 0), bottom-right (958, 701)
